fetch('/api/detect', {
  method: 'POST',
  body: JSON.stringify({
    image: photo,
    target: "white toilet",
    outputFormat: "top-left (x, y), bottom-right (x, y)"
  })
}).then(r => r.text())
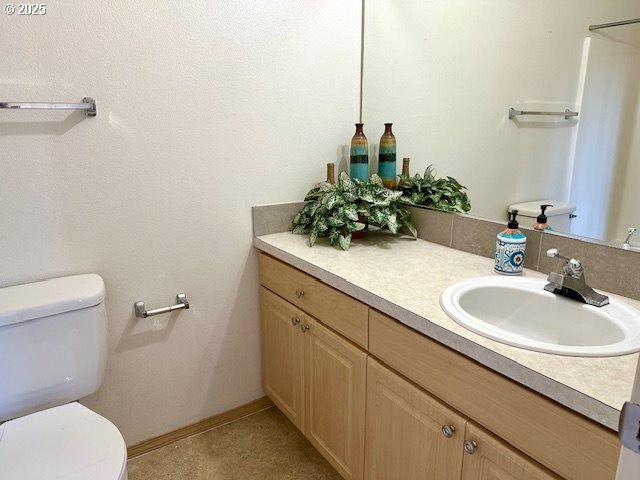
top-left (508, 199), bottom-right (577, 232)
top-left (0, 274), bottom-right (128, 479)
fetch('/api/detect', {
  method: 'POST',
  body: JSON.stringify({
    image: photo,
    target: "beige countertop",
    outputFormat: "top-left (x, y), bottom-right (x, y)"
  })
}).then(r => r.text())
top-left (254, 230), bottom-right (640, 431)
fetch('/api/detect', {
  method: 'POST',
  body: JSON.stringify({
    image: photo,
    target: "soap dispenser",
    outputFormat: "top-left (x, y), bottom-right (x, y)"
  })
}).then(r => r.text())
top-left (533, 204), bottom-right (554, 231)
top-left (495, 211), bottom-right (527, 275)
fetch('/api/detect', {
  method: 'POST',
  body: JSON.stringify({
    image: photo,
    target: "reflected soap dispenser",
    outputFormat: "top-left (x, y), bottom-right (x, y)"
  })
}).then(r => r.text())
top-left (494, 211), bottom-right (527, 275)
top-left (533, 204), bottom-right (554, 231)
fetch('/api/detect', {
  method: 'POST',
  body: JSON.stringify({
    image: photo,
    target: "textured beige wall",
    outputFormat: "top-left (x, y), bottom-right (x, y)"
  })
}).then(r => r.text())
top-left (0, 1), bottom-right (361, 445)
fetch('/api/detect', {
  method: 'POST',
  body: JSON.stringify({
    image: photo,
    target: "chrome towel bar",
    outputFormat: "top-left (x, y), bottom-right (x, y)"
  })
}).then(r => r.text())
top-left (135, 293), bottom-right (190, 318)
top-left (0, 97), bottom-right (97, 117)
top-left (589, 18), bottom-right (640, 31)
top-left (509, 108), bottom-right (578, 120)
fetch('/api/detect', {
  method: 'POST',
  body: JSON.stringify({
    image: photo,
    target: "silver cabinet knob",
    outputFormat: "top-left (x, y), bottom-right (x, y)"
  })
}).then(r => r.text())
top-left (291, 317), bottom-right (300, 326)
top-left (463, 440), bottom-right (478, 454)
top-left (441, 425), bottom-right (456, 438)
top-left (301, 324), bottom-right (310, 333)
top-left (295, 289), bottom-right (305, 298)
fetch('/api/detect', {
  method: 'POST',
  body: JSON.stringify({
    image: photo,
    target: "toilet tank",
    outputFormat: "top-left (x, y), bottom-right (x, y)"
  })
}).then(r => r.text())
top-left (508, 200), bottom-right (576, 232)
top-left (0, 274), bottom-right (107, 422)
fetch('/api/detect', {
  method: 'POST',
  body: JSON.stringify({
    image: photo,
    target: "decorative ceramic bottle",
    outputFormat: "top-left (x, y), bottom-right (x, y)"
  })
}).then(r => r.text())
top-left (401, 157), bottom-right (410, 177)
top-left (494, 211), bottom-right (527, 275)
top-left (350, 123), bottom-right (369, 180)
top-left (326, 162), bottom-right (335, 184)
top-left (378, 123), bottom-right (396, 188)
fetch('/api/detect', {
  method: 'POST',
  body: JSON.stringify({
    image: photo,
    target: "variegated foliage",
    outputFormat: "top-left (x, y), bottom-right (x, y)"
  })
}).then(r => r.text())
top-left (292, 172), bottom-right (417, 250)
top-left (397, 165), bottom-right (471, 213)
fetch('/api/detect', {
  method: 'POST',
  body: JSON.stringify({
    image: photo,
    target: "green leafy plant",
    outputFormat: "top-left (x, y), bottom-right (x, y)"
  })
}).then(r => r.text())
top-left (292, 172), bottom-right (417, 250)
top-left (397, 165), bottom-right (471, 213)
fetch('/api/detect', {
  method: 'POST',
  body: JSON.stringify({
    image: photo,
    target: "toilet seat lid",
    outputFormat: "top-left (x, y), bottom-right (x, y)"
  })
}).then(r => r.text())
top-left (0, 402), bottom-right (127, 480)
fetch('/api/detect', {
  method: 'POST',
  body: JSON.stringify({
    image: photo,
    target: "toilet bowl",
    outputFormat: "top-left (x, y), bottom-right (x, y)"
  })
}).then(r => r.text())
top-left (0, 403), bottom-right (127, 479)
top-left (0, 274), bottom-right (128, 479)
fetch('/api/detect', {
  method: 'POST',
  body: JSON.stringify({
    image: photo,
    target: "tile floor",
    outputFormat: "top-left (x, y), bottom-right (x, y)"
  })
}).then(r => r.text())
top-left (127, 407), bottom-right (341, 480)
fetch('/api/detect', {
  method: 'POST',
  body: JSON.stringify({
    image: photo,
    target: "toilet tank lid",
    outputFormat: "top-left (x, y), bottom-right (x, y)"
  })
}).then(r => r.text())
top-left (508, 200), bottom-right (576, 218)
top-left (0, 274), bottom-right (105, 328)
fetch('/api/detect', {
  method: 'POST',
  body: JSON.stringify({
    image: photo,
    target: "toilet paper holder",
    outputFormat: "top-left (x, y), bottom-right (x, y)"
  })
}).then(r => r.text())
top-left (134, 293), bottom-right (190, 318)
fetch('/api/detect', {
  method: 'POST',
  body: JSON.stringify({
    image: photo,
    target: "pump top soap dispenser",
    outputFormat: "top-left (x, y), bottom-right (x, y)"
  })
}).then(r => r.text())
top-left (494, 210), bottom-right (527, 275)
top-left (533, 204), bottom-right (554, 231)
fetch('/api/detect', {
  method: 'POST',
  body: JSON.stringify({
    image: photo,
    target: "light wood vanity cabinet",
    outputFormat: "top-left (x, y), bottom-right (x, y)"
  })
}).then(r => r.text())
top-left (304, 314), bottom-right (367, 480)
top-left (369, 310), bottom-right (619, 480)
top-left (461, 423), bottom-right (559, 480)
top-left (366, 357), bottom-right (466, 479)
top-left (260, 286), bottom-right (366, 480)
top-left (259, 253), bottom-right (369, 348)
top-left (366, 357), bottom-right (559, 480)
top-left (260, 287), bottom-right (305, 430)
top-left (259, 253), bottom-right (619, 480)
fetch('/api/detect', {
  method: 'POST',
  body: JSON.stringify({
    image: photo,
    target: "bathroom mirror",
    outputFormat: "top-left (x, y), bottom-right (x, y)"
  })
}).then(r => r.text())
top-left (362, 0), bottom-right (640, 243)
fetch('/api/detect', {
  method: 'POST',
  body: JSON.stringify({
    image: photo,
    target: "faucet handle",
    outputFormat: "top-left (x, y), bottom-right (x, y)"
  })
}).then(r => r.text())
top-left (622, 228), bottom-right (637, 248)
top-left (546, 248), bottom-right (570, 261)
top-left (546, 248), bottom-right (583, 279)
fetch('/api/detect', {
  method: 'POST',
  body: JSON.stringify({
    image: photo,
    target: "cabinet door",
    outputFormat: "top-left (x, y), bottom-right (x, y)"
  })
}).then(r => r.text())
top-left (461, 423), bottom-right (560, 480)
top-left (260, 287), bottom-right (305, 431)
top-left (365, 358), bottom-right (466, 480)
top-left (304, 316), bottom-right (367, 480)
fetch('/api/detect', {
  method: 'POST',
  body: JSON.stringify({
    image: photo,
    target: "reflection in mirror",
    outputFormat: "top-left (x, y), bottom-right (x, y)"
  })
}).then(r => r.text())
top-left (362, 1), bottom-right (640, 244)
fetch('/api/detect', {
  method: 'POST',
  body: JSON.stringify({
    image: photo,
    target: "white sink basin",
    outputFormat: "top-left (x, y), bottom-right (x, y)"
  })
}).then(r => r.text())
top-left (440, 276), bottom-right (640, 357)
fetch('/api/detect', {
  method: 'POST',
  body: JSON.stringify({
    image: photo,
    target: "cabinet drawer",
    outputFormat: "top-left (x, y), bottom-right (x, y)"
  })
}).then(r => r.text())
top-left (259, 253), bottom-right (369, 348)
top-left (369, 309), bottom-right (619, 480)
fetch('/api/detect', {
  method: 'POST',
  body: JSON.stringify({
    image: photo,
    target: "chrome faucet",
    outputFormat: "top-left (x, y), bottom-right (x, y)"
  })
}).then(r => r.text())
top-left (543, 248), bottom-right (609, 307)
top-left (623, 227), bottom-right (637, 249)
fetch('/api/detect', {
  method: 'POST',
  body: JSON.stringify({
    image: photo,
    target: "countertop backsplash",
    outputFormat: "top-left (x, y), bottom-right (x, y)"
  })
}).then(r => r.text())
top-left (253, 202), bottom-right (640, 301)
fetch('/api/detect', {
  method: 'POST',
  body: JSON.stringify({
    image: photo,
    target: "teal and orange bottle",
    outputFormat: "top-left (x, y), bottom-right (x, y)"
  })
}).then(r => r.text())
top-left (378, 123), bottom-right (396, 188)
top-left (350, 123), bottom-right (369, 180)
